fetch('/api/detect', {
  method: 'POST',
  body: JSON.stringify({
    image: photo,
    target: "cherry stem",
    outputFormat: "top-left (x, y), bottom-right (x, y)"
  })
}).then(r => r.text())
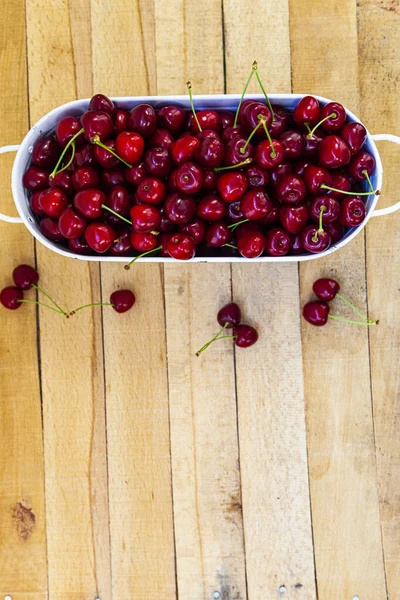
top-left (32, 283), bottom-right (66, 315)
top-left (253, 61), bottom-right (275, 120)
top-left (69, 302), bottom-right (113, 316)
top-left (17, 298), bottom-right (65, 315)
top-left (240, 119), bottom-right (264, 154)
top-left (312, 206), bottom-right (326, 242)
top-left (186, 81), bottom-right (202, 132)
top-left (124, 245), bottom-right (163, 269)
top-left (259, 116), bottom-right (276, 158)
top-left (304, 123), bottom-right (312, 135)
top-left (320, 184), bottom-right (379, 196)
top-left (101, 204), bottom-right (132, 225)
top-left (224, 243), bottom-right (238, 250)
top-left (336, 292), bottom-right (369, 321)
top-left (196, 322), bottom-right (236, 356)
top-left (227, 219), bottom-right (249, 231)
top-left (233, 61), bottom-right (257, 128)
top-left (50, 128), bottom-right (84, 179)
top-left (307, 112), bottom-right (337, 138)
top-left (328, 314), bottom-right (378, 326)
top-left (91, 135), bottom-right (133, 168)
top-left (362, 170), bottom-right (376, 194)
top-left (214, 158), bottom-right (252, 172)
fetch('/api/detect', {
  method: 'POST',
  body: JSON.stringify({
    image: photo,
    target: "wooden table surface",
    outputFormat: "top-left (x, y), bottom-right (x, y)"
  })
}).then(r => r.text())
top-left (1, 1), bottom-right (399, 599)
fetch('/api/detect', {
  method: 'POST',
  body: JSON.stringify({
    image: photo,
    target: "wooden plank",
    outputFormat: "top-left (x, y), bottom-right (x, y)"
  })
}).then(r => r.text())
top-left (25, 0), bottom-right (112, 598)
top-left (155, 2), bottom-right (247, 599)
top-left (0, 0), bottom-right (47, 597)
top-left (289, 0), bottom-right (387, 598)
top-left (358, 1), bottom-right (400, 597)
top-left (91, 2), bottom-right (177, 598)
top-left (223, 1), bottom-right (317, 598)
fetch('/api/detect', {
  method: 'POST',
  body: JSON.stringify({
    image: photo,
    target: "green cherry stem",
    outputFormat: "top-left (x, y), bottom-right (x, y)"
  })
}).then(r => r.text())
top-left (69, 302), bottom-right (113, 316)
top-left (239, 119), bottom-right (264, 154)
top-left (32, 283), bottom-right (66, 315)
top-left (124, 245), bottom-right (163, 269)
top-left (336, 293), bottom-right (369, 321)
top-left (195, 322), bottom-right (234, 356)
top-left (50, 128), bottom-right (84, 180)
top-left (214, 158), bottom-right (252, 172)
top-left (233, 61), bottom-right (257, 128)
top-left (227, 219), bottom-right (249, 231)
top-left (260, 116), bottom-right (276, 158)
top-left (17, 298), bottom-right (65, 315)
top-left (320, 184), bottom-right (379, 196)
top-left (186, 81), bottom-right (202, 132)
top-left (91, 135), bottom-right (133, 168)
top-left (306, 112), bottom-right (337, 138)
top-left (304, 123), bottom-right (312, 135)
top-left (312, 206), bottom-right (326, 243)
top-left (362, 170), bottom-right (376, 194)
top-left (253, 61), bottom-right (275, 120)
top-left (328, 314), bottom-right (378, 326)
top-left (101, 204), bottom-right (132, 225)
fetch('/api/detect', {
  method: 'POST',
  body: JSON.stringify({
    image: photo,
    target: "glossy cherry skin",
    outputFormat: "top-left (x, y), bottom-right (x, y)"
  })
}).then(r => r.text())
top-left (303, 132), bottom-right (325, 158)
top-left (32, 137), bottom-right (60, 168)
top-left (197, 130), bottom-right (222, 143)
top-left (290, 234), bottom-right (304, 255)
top-left (101, 168), bottom-right (126, 190)
top-left (114, 108), bottom-right (129, 132)
top-left (59, 208), bottom-right (87, 239)
top-left (176, 162), bottom-right (204, 194)
top-left (170, 136), bottom-right (199, 166)
top-left (237, 230), bottom-right (266, 258)
top-left (313, 278), bottom-right (340, 301)
top-left (179, 218), bottom-right (206, 244)
top-left (203, 169), bottom-right (217, 191)
top-left (233, 324), bottom-right (258, 348)
top-left (149, 128), bottom-right (175, 149)
top-left (13, 264), bottom-right (39, 290)
top-left (240, 188), bottom-right (272, 220)
top-left (125, 161), bottom-right (147, 186)
top-left (326, 173), bottom-right (352, 199)
top-left (280, 204), bottom-right (309, 234)
top-left (222, 126), bottom-right (245, 144)
top-left (276, 174), bottom-right (306, 205)
top-left (241, 102), bottom-right (272, 134)
top-left (164, 192), bottom-right (197, 224)
top-left (74, 143), bottom-right (95, 167)
top-left (320, 102), bottom-right (346, 132)
top-left (348, 151), bottom-right (375, 181)
top-left (195, 136), bottom-right (224, 168)
top-left (191, 110), bottom-right (222, 133)
top-left (224, 137), bottom-right (253, 166)
top-left (270, 161), bottom-right (293, 186)
top-left (310, 196), bottom-right (340, 223)
top-left (293, 159), bottom-right (312, 177)
top-left (81, 110), bottom-right (113, 142)
top-left (168, 170), bottom-right (178, 192)
top-left (318, 135), bottom-right (351, 169)
top-left (303, 165), bottom-right (332, 195)
top-left (68, 236), bottom-right (93, 255)
top-left (144, 147), bottom-right (172, 177)
top-left (293, 96), bottom-right (320, 127)
top-left (89, 94), bottom-right (116, 117)
top-left (268, 106), bottom-right (291, 137)
top-left (260, 197), bottom-right (280, 225)
top-left (167, 233), bottom-right (196, 260)
top-left (245, 165), bottom-right (269, 187)
top-left (106, 186), bottom-right (130, 219)
top-left (255, 140), bottom-right (285, 168)
top-left (157, 106), bottom-right (187, 135)
top-left (205, 221), bottom-right (231, 247)
top-left (73, 188), bottom-right (105, 219)
top-left (217, 172), bottom-right (248, 203)
top-left (85, 222), bottom-right (116, 253)
top-left (0, 286), bottom-right (23, 310)
top-left (227, 201), bottom-right (244, 223)
top-left (40, 217), bottom-right (64, 241)
top-left (326, 221), bottom-right (345, 244)
top-left (23, 167), bottom-right (48, 191)
top-left (339, 196), bottom-right (366, 227)
top-left (280, 130), bottom-right (306, 159)
top-left (109, 229), bottom-right (133, 256)
top-left (130, 204), bottom-right (161, 233)
top-left (30, 191), bottom-right (46, 216)
top-left (115, 131), bottom-right (145, 165)
top-left (197, 194), bottom-right (227, 221)
top-left (38, 187), bottom-right (68, 218)
top-left (265, 227), bottom-right (292, 256)
top-left (128, 104), bottom-right (157, 138)
top-left (340, 122), bottom-right (367, 155)
top-left (110, 289), bottom-right (135, 313)
top-left (301, 225), bottom-right (331, 253)
top-left (303, 301), bottom-right (330, 326)
top-left (219, 110), bottom-right (235, 129)
top-left (72, 166), bottom-right (99, 191)
top-left (159, 233), bottom-right (172, 256)
top-left (130, 231), bottom-right (158, 253)
top-left (159, 211), bottom-right (176, 233)
top-left (56, 116), bottom-right (84, 146)
top-left (217, 303), bottom-right (241, 328)
top-left (93, 138), bottom-right (120, 169)
top-left (49, 171), bottom-right (73, 196)
top-left (136, 177), bottom-right (166, 205)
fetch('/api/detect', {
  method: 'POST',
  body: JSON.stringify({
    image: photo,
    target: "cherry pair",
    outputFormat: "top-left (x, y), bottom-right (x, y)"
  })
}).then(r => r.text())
top-left (303, 277), bottom-right (378, 326)
top-left (196, 302), bottom-right (258, 356)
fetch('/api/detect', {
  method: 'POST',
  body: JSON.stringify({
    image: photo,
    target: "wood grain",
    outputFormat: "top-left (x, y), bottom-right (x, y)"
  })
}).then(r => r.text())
top-left (91, 1), bottom-right (177, 598)
top-left (358, 0), bottom-right (400, 597)
top-left (25, 0), bottom-right (112, 598)
top-left (224, 1), bottom-right (317, 598)
top-left (0, 0), bottom-right (47, 597)
top-left (290, 0), bottom-right (387, 598)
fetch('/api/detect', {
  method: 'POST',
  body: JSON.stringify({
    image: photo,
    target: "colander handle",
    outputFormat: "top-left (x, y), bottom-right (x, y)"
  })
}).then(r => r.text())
top-left (371, 134), bottom-right (400, 217)
top-left (0, 144), bottom-right (23, 223)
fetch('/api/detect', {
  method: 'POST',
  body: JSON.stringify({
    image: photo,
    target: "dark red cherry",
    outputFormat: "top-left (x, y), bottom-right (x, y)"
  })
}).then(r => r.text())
top-left (318, 135), bottom-right (351, 169)
top-left (12, 264), bottom-right (39, 290)
top-left (320, 102), bottom-right (346, 132)
top-left (191, 110), bottom-right (222, 133)
top-left (270, 161), bottom-right (293, 186)
top-left (38, 187), bottom-right (68, 218)
top-left (303, 165), bottom-right (332, 195)
top-left (280, 204), bottom-right (309, 234)
top-left (205, 221), bottom-right (231, 247)
top-left (237, 230), bottom-right (266, 259)
top-left (340, 122), bottom-right (367, 155)
top-left (40, 217), bottom-right (64, 241)
top-left (160, 233), bottom-right (172, 256)
top-left (293, 159), bottom-right (312, 177)
top-left (85, 222), bottom-right (116, 253)
top-left (259, 197), bottom-right (280, 225)
top-left (170, 136), bottom-right (199, 165)
top-left (148, 128), bottom-right (174, 149)
top-left (217, 303), bottom-right (241, 328)
top-left (293, 96), bottom-right (320, 127)
top-left (280, 130), bottom-right (306, 159)
top-left (30, 191), bottom-right (46, 216)
top-left (89, 94), bottom-right (116, 117)
top-left (313, 278), bottom-right (340, 301)
top-left (157, 106), bottom-right (187, 135)
top-left (245, 165), bottom-right (269, 187)
top-left (93, 138), bottom-right (120, 169)
top-left (81, 110), bottom-right (113, 142)
top-left (179, 218), bottom-right (206, 244)
top-left (301, 224), bottom-right (331, 253)
top-left (339, 196), bottom-right (366, 227)
top-left (72, 166), bottom-right (99, 191)
top-left (240, 188), bottom-right (272, 220)
top-left (195, 136), bottom-right (224, 168)
top-left (303, 132), bottom-right (325, 158)
top-left (233, 324), bottom-right (258, 348)
top-left (106, 185), bottom-right (130, 220)
top-left (255, 139), bottom-right (285, 168)
top-left (68, 236), bottom-right (93, 255)
top-left (310, 196), bottom-right (340, 223)
top-left (125, 161), bottom-right (147, 186)
top-left (217, 172), bottom-right (248, 203)
top-left (219, 110), bottom-right (235, 129)
top-left (241, 102), bottom-right (272, 134)
top-left (109, 229), bottom-right (133, 257)
top-left (224, 137), bottom-right (253, 166)
top-left (265, 227), bottom-right (292, 256)
top-left (268, 106), bottom-right (291, 137)
top-left (164, 192), bottom-right (197, 224)
top-left (130, 204), bottom-right (161, 233)
top-left (56, 116), bottom-right (84, 147)
top-left (167, 233), bottom-right (196, 260)
top-left (176, 162), bottom-right (203, 194)
top-left (128, 104), bottom-right (157, 138)
top-left (32, 137), bottom-right (60, 168)
top-left (222, 126), bottom-right (246, 144)
top-left (326, 221), bottom-right (345, 244)
top-left (101, 168), bottom-right (126, 190)
top-left (197, 194), bottom-right (228, 221)
top-left (276, 174), bottom-right (306, 205)
top-left (159, 211), bottom-right (176, 233)
top-left (0, 286), bottom-right (23, 310)
top-left (303, 301), bottom-right (330, 326)
top-left (59, 208), bottom-right (87, 239)
top-left (196, 130), bottom-right (222, 142)
top-left (144, 146), bottom-right (172, 177)
top-left (168, 170), bottom-right (179, 192)
top-left (238, 99), bottom-right (256, 121)
top-left (110, 289), bottom-right (135, 313)
top-left (348, 151), bottom-right (375, 181)
top-left (73, 188), bottom-right (105, 219)
top-left (203, 169), bottom-right (217, 191)
top-left (227, 201), bottom-right (244, 223)
top-left (326, 173), bottom-right (352, 198)
top-left (49, 171), bottom-right (73, 196)
top-left (130, 231), bottom-right (158, 253)
top-left (114, 108), bottom-right (128, 132)
top-left (115, 131), bottom-right (145, 165)
top-left (74, 143), bottom-right (95, 167)
top-left (290, 234), bottom-right (304, 255)
top-left (137, 177), bottom-right (166, 205)
top-left (23, 167), bottom-right (48, 191)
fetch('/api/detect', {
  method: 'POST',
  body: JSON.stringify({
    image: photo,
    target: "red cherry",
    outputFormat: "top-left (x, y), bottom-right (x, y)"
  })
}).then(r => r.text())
top-left (89, 94), bottom-right (116, 117)
top-left (203, 169), bottom-right (217, 191)
top-left (303, 165), bottom-right (332, 195)
top-left (237, 230), bottom-right (266, 258)
top-left (81, 110), bottom-right (113, 142)
top-left (255, 139), bottom-right (285, 168)
top-left (114, 108), bottom-right (128, 132)
top-left (176, 162), bottom-right (203, 194)
top-left (72, 166), bottom-right (99, 191)
top-left (127, 104), bottom-right (157, 138)
top-left (130, 231), bottom-right (158, 253)
top-left (101, 168), bottom-right (126, 190)
top-left (227, 200), bottom-right (245, 223)
top-left (164, 192), bottom-right (197, 224)
top-left (49, 171), bottom-right (73, 196)
top-left (23, 167), bottom-right (49, 191)
top-left (293, 96), bottom-right (320, 127)
top-left (159, 233), bottom-right (172, 257)
top-left (0, 286), bottom-right (23, 310)
top-left (191, 110), bottom-right (222, 133)
top-left (265, 227), bottom-right (292, 256)
top-left (110, 289), bottom-right (135, 313)
top-left (320, 102), bottom-right (346, 132)
top-left (205, 221), bottom-right (231, 247)
top-left (303, 132), bottom-right (325, 158)
top-left (240, 188), bottom-right (272, 220)
top-left (224, 137), bottom-right (253, 166)
top-left (326, 221), bottom-right (345, 244)
top-left (170, 136), bottom-right (199, 165)
top-left (270, 161), bottom-right (293, 186)
top-left (74, 188), bottom-right (105, 219)
top-left (217, 303), bottom-right (241, 328)
top-left (56, 116), bottom-right (84, 146)
top-left (303, 301), bottom-right (330, 326)
top-left (241, 102), bottom-right (272, 134)
top-left (130, 204), bottom-right (161, 233)
top-left (108, 229), bottom-right (133, 257)
top-left (32, 137), bottom-right (60, 168)
top-left (280, 204), bottom-right (309, 234)
top-left (348, 151), bottom-right (375, 181)
top-left (310, 196), bottom-right (340, 224)
top-left (179, 218), bottom-right (206, 244)
top-left (340, 122), bottom-right (367, 155)
top-left (233, 324), bottom-right (258, 348)
top-left (339, 197), bottom-right (366, 227)
top-left (74, 143), bottom-right (95, 168)
top-left (68, 236), bottom-right (93, 255)
top-left (245, 165), bottom-right (269, 187)
top-left (85, 222), bottom-right (116, 253)
top-left (13, 264), bottom-right (39, 290)
top-left (280, 130), bottom-right (306, 159)
top-left (313, 278), bottom-right (340, 301)
top-left (290, 234), bottom-right (304, 255)
top-left (105, 186), bottom-right (130, 223)
top-left (222, 126), bottom-right (246, 144)
top-left (157, 106), bottom-right (187, 135)
top-left (149, 128), bottom-right (175, 149)
top-left (195, 136), bottom-right (224, 168)
top-left (268, 107), bottom-right (291, 137)
top-left (219, 111), bottom-right (235, 129)
top-left (293, 159), bottom-right (312, 177)
top-left (30, 191), bottom-right (46, 216)
top-left (216, 172), bottom-right (248, 203)
top-left (115, 131), bottom-right (145, 165)
top-left (144, 146), bottom-right (172, 177)
top-left (301, 224), bottom-right (331, 253)
top-left (197, 194), bottom-right (227, 221)
top-left (59, 208), bottom-right (87, 239)
top-left (92, 139), bottom-right (119, 168)
top-left (167, 233), bottom-right (196, 260)
top-left (259, 197), bottom-right (280, 225)
top-left (318, 135), bottom-right (351, 169)
top-left (125, 161), bottom-right (147, 186)
top-left (136, 177), bottom-right (166, 205)
top-left (159, 211), bottom-right (176, 233)
top-left (38, 187), bottom-right (68, 218)
top-left (326, 173), bottom-right (352, 199)
top-left (276, 174), bottom-right (306, 205)
top-left (40, 218), bottom-right (64, 241)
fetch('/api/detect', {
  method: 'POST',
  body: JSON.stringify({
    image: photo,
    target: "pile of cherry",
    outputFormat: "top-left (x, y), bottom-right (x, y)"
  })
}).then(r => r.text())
top-left (22, 64), bottom-right (378, 262)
